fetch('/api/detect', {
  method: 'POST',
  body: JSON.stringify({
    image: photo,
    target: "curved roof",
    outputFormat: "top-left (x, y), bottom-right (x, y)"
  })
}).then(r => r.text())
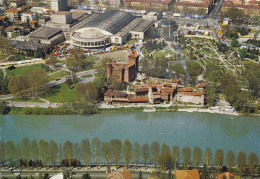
top-left (80, 10), bottom-right (136, 34)
top-left (72, 28), bottom-right (110, 42)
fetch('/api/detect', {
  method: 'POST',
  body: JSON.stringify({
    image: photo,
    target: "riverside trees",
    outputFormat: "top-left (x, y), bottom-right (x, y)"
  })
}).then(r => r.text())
top-left (1, 138), bottom-right (259, 178)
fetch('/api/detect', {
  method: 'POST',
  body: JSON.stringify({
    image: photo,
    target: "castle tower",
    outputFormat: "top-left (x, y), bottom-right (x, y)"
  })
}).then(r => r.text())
top-left (106, 62), bottom-right (113, 79)
top-left (128, 54), bottom-right (140, 73)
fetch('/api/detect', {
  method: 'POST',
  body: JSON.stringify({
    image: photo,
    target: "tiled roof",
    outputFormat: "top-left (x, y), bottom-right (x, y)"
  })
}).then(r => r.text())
top-left (104, 89), bottom-right (117, 97)
top-left (0, 16), bottom-right (7, 21)
top-left (125, 0), bottom-right (173, 5)
top-left (223, 2), bottom-right (260, 9)
top-left (129, 53), bottom-right (140, 58)
top-left (197, 83), bottom-right (205, 88)
top-left (5, 8), bottom-right (21, 13)
top-left (29, 20), bottom-right (38, 23)
top-left (217, 172), bottom-right (238, 179)
top-left (175, 170), bottom-right (200, 179)
top-left (177, 88), bottom-right (193, 92)
top-left (135, 87), bottom-right (149, 92)
top-left (107, 169), bottom-right (131, 179)
top-left (5, 25), bottom-right (19, 32)
top-left (178, 92), bottom-right (205, 96)
top-left (54, 11), bottom-right (71, 15)
top-left (174, 1), bottom-right (211, 7)
top-left (171, 78), bottom-right (180, 83)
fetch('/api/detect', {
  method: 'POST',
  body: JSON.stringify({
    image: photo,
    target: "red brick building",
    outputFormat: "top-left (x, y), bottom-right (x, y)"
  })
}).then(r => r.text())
top-left (106, 54), bottom-right (139, 83)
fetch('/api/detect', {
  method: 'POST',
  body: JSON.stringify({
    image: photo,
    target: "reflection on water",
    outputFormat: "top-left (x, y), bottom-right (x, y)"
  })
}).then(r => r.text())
top-left (0, 112), bottom-right (259, 156)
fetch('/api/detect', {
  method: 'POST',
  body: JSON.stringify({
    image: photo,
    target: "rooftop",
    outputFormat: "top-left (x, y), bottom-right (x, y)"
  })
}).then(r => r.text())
top-left (130, 19), bottom-right (154, 32)
top-left (53, 11), bottom-right (71, 15)
top-left (125, 0), bottom-right (173, 5)
top-left (29, 27), bottom-right (62, 39)
top-left (80, 10), bottom-right (135, 34)
top-left (175, 170), bottom-right (200, 179)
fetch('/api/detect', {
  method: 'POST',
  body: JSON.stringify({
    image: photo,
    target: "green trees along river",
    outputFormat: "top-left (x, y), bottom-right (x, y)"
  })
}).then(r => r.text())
top-left (0, 138), bottom-right (259, 177)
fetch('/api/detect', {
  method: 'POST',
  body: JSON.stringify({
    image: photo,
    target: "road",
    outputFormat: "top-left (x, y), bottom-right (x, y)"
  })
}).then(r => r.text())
top-left (208, 0), bottom-right (225, 18)
top-left (47, 69), bottom-right (96, 88)
top-left (1, 168), bottom-right (152, 179)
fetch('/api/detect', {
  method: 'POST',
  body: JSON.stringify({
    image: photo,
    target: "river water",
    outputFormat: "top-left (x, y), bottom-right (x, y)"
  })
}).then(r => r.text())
top-left (1, 112), bottom-right (259, 156)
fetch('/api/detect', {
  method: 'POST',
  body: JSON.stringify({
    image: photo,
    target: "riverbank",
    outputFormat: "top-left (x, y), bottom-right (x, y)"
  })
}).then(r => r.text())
top-left (7, 105), bottom-right (246, 117)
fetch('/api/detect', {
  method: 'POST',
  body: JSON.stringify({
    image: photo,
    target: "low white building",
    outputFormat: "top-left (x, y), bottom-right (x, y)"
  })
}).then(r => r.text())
top-left (224, 106), bottom-right (236, 112)
top-left (21, 12), bottom-right (37, 22)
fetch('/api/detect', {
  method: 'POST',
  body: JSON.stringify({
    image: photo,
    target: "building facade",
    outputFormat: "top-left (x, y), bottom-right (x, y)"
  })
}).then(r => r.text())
top-left (50, 0), bottom-right (68, 11)
top-left (125, 0), bottom-right (174, 10)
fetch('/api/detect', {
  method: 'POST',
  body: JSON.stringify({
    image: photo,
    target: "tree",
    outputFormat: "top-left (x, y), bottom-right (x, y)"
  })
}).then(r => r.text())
top-left (81, 139), bottom-right (91, 168)
top-left (142, 143), bottom-right (149, 169)
top-left (123, 139), bottom-right (132, 168)
top-left (66, 56), bottom-right (84, 71)
top-left (204, 147), bottom-right (213, 168)
top-left (39, 140), bottom-right (49, 168)
top-left (74, 142), bottom-right (80, 169)
top-left (215, 149), bottom-right (224, 172)
top-left (217, 43), bottom-right (229, 53)
top-left (110, 139), bottom-right (122, 169)
top-left (0, 71), bottom-right (8, 95)
top-left (76, 83), bottom-right (99, 104)
top-left (92, 137), bottom-right (101, 169)
top-left (102, 142), bottom-right (111, 167)
top-left (133, 142), bottom-right (140, 168)
top-left (0, 141), bottom-right (5, 169)
top-left (49, 140), bottom-right (58, 169)
top-left (46, 55), bottom-right (58, 66)
top-left (242, 64), bottom-right (260, 97)
top-left (236, 151), bottom-right (247, 176)
top-left (65, 76), bottom-right (73, 89)
top-left (238, 49), bottom-right (247, 58)
top-left (59, 143), bottom-right (62, 168)
top-left (6, 140), bottom-right (15, 169)
top-left (81, 173), bottom-right (91, 179)
top-left (225, 7), bottom-right (247, 25)
top-left (231, 38), bottom-right (239, 47)
top-left (21, 137), bottom-right (30, 167)
top-left (226, 150), bottom-right (235, 171)
top-left (138, 170), bottom-right (143, 179)
top-left (182, 147), bottom-right (191, 169)
top-left (31, 139), bottom-right (39, 168)
top-left (159, 143), bottom-right (171, 171)
top-left (63, 140), bottom-right (73, 169)
top-left (193, 146), bottom-right (202, 169)
top-left (172, 145), bottom-right (180, 169)
top-left (248, 152), bottom-right (259, 177)
top-left (150, 141), bottom-right (160, 167)
top-left (15, 144), bottom-right (21, 169)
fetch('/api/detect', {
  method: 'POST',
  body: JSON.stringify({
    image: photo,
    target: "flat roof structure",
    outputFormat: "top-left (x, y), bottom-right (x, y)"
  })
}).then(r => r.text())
top-left (29, 27), bottom-right (62, 39)
top-left (80, 10), bottom-right (135, 34)
top-left (131, 19), bottom-right (154, 32)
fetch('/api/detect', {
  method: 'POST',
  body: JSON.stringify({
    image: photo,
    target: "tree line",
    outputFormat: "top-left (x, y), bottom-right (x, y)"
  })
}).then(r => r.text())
top-left (0, 138), bottom-right (259, 177)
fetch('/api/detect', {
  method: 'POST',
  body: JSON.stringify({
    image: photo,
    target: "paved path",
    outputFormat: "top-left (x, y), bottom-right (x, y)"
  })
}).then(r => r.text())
top-left (2, 68), bottom-right (6, 77)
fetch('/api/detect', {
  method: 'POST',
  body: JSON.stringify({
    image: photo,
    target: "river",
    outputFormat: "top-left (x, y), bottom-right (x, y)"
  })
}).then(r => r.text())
top-left (1, 112), bottom-right (259, 157)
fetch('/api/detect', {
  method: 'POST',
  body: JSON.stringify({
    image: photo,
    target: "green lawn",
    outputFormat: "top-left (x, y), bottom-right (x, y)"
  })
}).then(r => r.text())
top-left (41, 82), bottom-right (79, 103)
top-left (6, 64), bottom-right (43, 77)
top-left (0, 48), bottom-right (10, 60)
top-left (152, 48), bottom-right (175, 58)
top-left (6, 97), bottom-right (44, 103)
top-left (48, 70), bottom-right (70, 81)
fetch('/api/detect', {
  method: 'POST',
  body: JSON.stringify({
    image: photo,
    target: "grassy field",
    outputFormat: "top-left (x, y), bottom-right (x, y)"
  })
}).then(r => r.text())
top-left (48, 70), bottom-right (70, 81)
top-left (6, 97), bottom-right (44, 103)
top-left (0, 48), bottom-right (10, 60)
top-left (152, 48), bottom-right (175, 58)
top-left (5, 64), bottom-right (43, 77)
top-left (41, 82), bottom-right (79, 103)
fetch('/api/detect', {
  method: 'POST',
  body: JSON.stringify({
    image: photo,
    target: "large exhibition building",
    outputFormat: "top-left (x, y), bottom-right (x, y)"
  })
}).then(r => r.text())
top-left (71, 10), bottom-right (153, 48)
